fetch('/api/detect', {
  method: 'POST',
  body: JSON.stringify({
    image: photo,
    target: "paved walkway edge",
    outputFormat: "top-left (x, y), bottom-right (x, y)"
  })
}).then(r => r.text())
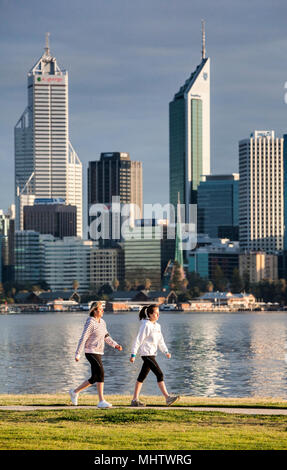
top-left (1, 405), bottom-right (287, 415)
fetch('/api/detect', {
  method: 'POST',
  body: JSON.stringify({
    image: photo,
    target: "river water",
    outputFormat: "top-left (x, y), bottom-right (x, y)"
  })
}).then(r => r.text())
top-left (1, 311), bottom-right (287, 397)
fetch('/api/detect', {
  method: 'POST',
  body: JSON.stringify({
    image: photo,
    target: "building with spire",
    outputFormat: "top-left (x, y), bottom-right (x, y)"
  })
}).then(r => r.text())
top-left (15, 34), bottom-right (83, 237)
top-left (169, 21), bottom-right (210, 210)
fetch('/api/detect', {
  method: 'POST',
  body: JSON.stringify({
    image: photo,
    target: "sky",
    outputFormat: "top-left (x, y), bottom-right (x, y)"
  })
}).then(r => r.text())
top-left (1, 0), bottom-right (287, 217)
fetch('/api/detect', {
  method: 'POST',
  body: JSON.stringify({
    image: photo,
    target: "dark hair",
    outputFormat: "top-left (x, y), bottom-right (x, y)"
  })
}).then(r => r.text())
top-left (139, 304), bottom-right (157, 320)
top-left (89, 301), bottom-right (102, 317)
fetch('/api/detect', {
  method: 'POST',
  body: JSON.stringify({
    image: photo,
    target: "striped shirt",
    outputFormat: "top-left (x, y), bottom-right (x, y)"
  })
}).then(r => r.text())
top-left (75, 317), bottom-right (118, 359)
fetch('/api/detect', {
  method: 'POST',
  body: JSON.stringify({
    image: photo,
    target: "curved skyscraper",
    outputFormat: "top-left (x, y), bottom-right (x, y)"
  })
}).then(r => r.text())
top-left (169, 22), bottom-right (210, 210)
top-left (15, 34), bottom-right (83, 237)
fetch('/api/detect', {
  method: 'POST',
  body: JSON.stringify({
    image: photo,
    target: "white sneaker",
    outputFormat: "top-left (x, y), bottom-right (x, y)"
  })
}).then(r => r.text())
top-left (97, 400), bottom-right (112, 409)
top-left (69, 389), bottom-right (79, 406)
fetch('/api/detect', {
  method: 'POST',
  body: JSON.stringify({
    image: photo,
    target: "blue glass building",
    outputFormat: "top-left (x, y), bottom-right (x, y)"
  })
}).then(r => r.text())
top-left (197, 174), bottom-right (239, 240)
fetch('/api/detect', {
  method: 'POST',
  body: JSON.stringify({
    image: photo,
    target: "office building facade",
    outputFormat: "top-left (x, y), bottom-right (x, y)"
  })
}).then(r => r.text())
top-left (15, 34), bottom-right (83, 236)
top-left (239, 252), bottom-right (278, 283)
top-left (14, 231), bottom-right (42, 284)
top-left (88, 152), bottom-right (143, 245)
top-left (90, 247), bottom-right (124, 290)
top-left (239, 131), bottom-right (284, 253)
top-left (24, 199), bottom-right (77, 238)
top-left (197, 174), bottom-right (239, 239)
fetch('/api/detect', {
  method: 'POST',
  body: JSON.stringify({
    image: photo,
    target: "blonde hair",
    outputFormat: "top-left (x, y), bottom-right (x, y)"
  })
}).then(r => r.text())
top-left (89, 301), bottom-right (102, 317)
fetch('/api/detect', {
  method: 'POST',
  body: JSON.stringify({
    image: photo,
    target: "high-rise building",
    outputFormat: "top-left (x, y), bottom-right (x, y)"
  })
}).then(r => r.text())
top-left (239, 252), bottom-right (278, 283)
top-left (90, 247), bottom-right (124, 291)
top-left (239, 131), bottom-right (284, 253)
top-left (169, 21), bottom-right (210, 209)
top-left (197, 174), bottom-right (239, 239)
top-left (0, 205), bottom-right (15, 282)
top-left (24, 199), bottom-right (77, 238)
top-left (41, 236), bottom-right (95, 293)
top-left (14, 34), bottom-right (83, 237)
top-left (14, 231), bottom-right (42, 284)
top-left (88, 152), bottom-right (143, 245)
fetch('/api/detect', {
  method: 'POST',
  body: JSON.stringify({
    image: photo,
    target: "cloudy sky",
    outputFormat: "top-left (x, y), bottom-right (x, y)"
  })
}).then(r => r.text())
top-left (1, 0), bottom-right (287, 218)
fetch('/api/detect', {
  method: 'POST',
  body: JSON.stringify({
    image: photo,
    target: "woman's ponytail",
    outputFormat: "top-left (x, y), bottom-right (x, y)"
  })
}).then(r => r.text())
top-left (139, 304), bottom-right (157, 320)
top-left (139, 306), bottom-right (148, 320)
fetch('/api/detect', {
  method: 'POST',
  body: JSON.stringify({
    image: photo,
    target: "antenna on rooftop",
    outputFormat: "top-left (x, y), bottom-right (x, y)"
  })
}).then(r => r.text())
top-left (201, 20), bottom-right (206, 59)
top-left (45, 32), bottom-right (50, 56)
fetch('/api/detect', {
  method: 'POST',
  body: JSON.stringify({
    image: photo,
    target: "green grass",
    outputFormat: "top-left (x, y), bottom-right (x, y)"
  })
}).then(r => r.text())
top-left (0, 395), bottom-right (287, 450)
top-left (0, 408), bottom-right (287, 450)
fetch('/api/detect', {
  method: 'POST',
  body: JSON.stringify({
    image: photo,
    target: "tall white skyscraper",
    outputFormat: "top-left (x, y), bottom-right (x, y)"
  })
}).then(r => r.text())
top-left (169, 21), bottom-right (210, 208)
top-left (239, 130), bottom-right (284, 253)
top-left (15, 34), bottom-right (83, 237)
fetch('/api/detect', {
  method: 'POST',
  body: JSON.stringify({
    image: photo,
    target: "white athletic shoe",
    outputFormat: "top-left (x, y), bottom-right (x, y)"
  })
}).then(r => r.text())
top-left (97, 400), bottom-right (113, 409)
top-left (69, 389), bottom-right (79, 406)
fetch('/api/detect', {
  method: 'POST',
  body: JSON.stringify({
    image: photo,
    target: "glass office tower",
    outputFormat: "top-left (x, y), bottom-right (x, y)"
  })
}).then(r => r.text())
top-left (169, 23), bottom-right (210, 209)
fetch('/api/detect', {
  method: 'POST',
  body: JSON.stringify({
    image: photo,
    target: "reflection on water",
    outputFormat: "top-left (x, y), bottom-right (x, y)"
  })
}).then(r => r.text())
top-left (0, 312), bottom-right (287, 397)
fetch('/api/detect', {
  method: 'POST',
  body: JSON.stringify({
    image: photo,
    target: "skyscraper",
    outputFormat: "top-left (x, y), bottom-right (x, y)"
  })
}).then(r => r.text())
top-left (197, 174), bottom-right (239, 239)
top-left (239, 131), bottom-right (284, 253)
top-left (169, 21), bottom-right (210, 210)
top-left (88, 152), bottom-right (143, 245)
top-left (14, 34), bottom-right (83, 237)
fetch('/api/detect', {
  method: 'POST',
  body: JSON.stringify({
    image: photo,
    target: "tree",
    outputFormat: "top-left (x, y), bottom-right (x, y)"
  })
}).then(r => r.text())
top-left (144, 278), bottom-right (152, 290)
top-left (213, 265), bottom-right (228, 292)
top-left (112, 279), bottom-right (120, 291)
top-left (73, 280), bottom-right (79, 291)
top-left (230, 268), bottom-right (244, 293)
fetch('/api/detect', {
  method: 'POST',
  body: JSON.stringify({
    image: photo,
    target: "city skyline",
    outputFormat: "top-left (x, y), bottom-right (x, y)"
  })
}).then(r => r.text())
top-left (1, 1), bottom-right (287, 215)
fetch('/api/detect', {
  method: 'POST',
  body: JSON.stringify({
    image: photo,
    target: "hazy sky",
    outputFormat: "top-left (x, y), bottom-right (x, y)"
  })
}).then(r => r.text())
top-left (1, 0), bottom-right (287, 216)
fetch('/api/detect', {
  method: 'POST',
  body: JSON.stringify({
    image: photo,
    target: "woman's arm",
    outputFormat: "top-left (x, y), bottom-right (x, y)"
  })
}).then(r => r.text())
top-left (75, 318), bottom-right (94, 360)
top-left (131, 321), bottom-right (149, 357)
top-left (158, 325), bottom-right (169, 355)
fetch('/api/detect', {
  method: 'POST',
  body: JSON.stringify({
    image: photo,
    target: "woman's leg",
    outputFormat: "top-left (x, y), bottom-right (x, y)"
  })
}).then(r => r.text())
top-left (144, 357), bottom-right (169, 399)
top-left (97, 382), bottom-right (105, 402)
top-left (132, 381), bottom-right (144, 401)
top-left (132, 357), bottom-right (150, 400)
top-left (74, 380), bottom-right (91, 394)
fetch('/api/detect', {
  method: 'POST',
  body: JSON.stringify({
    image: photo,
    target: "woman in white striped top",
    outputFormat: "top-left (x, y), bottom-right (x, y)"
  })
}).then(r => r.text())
top-left (69, 301), bottom-right (122, 408)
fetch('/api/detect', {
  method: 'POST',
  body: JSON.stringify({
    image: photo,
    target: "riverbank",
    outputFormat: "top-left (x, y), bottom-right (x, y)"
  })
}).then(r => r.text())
top-left (0, 395), bottom-right (287, 450)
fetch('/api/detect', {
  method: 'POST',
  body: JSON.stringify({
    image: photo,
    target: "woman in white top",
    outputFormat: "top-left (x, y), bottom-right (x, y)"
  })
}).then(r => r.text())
top-left (130, 304), bottom-right (180, 407)
top-left (69, 301), bottom-right (122, 408)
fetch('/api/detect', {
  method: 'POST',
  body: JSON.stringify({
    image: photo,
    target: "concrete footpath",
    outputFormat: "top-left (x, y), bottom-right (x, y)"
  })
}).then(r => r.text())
top-left (1, 405), bottom-right (287, 415)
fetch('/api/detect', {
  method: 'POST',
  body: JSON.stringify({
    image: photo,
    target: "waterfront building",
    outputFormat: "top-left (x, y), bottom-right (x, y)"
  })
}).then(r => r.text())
top-left (197, 174), bottom-right (239, 239)
top-left (188, 238), bottom-right (239, 281)
top-left (41, 236), bottom-right (95, 293)
top-left (169, 21), bottom-right (210, 209)
top-left (14, 231), bottom-right (42, 284)
top-left (24, 199), bottom-right (77, 238)
top-left (14, 34), bottom-right (83, 236)
top-left (239, 130), bottom-right (284, 253)
top-left (239, 252), bottom-right (278, 282)
top-left (90, 247), bottom-right (124, 291)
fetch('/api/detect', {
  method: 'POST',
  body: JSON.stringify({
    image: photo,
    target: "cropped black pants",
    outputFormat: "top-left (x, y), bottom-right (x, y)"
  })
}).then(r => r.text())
top-left (85, 353), bottom-right (104, 384)
top-left (137, 356), bottom-right (164, 383)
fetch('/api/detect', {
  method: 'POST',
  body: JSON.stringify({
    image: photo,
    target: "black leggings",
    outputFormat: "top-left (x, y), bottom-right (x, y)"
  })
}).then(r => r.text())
top-left (85, 353), bottom-right (104, 384)
top-left (137, 356), bottom-right (164, 383)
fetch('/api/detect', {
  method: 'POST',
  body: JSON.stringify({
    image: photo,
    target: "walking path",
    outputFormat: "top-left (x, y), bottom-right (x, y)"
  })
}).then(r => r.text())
top-left (1, 405), bottom-right (287, 415)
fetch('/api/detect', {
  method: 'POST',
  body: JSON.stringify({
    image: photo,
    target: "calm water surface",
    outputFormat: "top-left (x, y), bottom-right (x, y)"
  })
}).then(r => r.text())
top-left (1, 312), bottom-right (287, 397)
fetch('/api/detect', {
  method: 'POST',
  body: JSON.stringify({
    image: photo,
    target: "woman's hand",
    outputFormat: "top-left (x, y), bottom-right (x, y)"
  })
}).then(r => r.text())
top-left (130, 357), bottom-right (135, 363)
top-left (75, 357), bottom-right (80, 362)
top-left (115, 345), bottom-right (123, 351)
top-left (166, 353), bottom-right (171, 359)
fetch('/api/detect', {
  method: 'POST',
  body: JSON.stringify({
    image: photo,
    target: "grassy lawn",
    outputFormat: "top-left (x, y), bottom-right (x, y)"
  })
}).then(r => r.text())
top-left (0, 395), bottom-right (287, 450)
